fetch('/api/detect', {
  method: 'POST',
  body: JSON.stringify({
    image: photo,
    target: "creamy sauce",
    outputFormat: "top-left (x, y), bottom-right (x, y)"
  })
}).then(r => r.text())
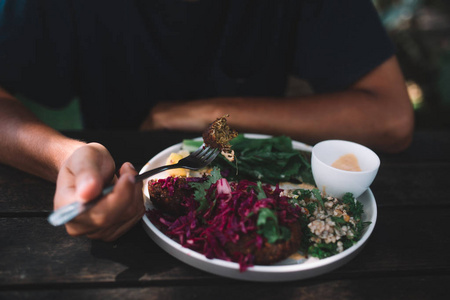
top-left (288, 252), bottom-right (306, 261)
top-left (331, 153), bottom-right (361, 172)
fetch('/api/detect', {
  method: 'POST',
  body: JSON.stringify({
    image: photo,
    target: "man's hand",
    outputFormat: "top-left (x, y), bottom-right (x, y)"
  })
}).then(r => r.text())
top-left (54, 143), bottom-right (144, 241)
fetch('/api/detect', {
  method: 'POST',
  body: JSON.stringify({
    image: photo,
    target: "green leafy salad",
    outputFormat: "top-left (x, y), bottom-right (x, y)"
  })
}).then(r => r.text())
top-left (181, 134), bottom-right (370, 260)
top-left (183, 134), bottom-right (315, 185)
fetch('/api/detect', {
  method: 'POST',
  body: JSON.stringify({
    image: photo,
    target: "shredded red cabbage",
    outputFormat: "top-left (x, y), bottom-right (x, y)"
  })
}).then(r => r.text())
top-left (147, 176), bottom-right (301, 271)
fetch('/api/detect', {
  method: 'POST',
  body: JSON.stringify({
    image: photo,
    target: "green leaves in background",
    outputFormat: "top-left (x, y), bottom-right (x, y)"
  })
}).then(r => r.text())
top-left (208, 134), bottom-right (314, 185)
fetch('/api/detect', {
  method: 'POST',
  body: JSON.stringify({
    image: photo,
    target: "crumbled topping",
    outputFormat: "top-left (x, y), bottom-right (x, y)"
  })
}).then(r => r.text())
top-left (202, 114), bottom-right (238, 161)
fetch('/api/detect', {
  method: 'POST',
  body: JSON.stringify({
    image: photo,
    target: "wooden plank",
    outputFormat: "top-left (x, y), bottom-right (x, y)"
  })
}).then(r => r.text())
top-left (1, 275), bottom-right (448, 300)
top-left (1, 207), bottom-right (449, 285)
top-left (338, 206), bottom-right (450, 275)
top-left (378, 130), bottom-right (450, 164)
top-left (0, 218), bottom-right (208, 286)
top-left (371, 162), bottom-right (450, 207)
top-left (0, 164), bottom-right (55, 213)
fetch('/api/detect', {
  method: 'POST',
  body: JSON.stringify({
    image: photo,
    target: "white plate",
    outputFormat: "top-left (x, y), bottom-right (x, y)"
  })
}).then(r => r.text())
top-left (140, 134), bottom-right (377, 282)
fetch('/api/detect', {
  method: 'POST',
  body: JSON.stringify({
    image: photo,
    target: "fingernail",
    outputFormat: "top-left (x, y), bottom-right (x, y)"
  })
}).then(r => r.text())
top-left (128, 162), bottom-right (135, 170)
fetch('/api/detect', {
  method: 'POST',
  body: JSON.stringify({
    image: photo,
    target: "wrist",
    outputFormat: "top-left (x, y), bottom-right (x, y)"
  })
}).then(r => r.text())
top-left (148, 99), bottom-right (227, 132)
top-left (48, 137), bottom-right (86, 182)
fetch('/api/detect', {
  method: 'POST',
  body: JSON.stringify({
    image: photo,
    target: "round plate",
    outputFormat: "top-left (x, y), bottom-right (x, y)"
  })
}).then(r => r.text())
top-left (140, 134), bottom-right (377, 282)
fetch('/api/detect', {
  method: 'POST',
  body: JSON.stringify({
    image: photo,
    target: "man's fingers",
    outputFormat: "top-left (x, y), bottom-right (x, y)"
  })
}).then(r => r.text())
top-left (63, 160), bottom-right (144, 241)
top-left (119, 162), bottom-right (137, 177)
top-left (76, 172), bottom-right (103, 201)
top-left (65, 144), bottom-right (115, 201)
top-left (102, 164), bottom-right (139, 222)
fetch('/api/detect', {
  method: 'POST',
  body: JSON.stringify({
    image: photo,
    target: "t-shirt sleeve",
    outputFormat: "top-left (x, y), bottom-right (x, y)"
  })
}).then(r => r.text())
top-left (292, 0), bottom-right (395, 93)
top-left (0, 0), bottom-right (75, 107)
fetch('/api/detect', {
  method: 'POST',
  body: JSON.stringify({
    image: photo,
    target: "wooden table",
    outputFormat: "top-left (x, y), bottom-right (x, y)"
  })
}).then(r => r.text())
top-left (1, 130), bottom-right (449, 299)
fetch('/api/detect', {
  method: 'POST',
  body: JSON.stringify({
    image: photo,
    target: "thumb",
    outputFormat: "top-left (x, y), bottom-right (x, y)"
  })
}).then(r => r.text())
top-left (64, 143), bottom-right (115, 202)
top-left (76, 171), bottom-right (105, 202)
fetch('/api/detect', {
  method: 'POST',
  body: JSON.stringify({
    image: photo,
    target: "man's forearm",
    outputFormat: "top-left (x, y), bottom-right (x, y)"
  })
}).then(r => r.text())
top-left (148, 56), bottom-right (414, 153)
top-left (0, 87), bottom-right (85, 182)
top-left (149, 89), bottom-right (412, 152)
top-left (166, 92), bottom-right (408, 149)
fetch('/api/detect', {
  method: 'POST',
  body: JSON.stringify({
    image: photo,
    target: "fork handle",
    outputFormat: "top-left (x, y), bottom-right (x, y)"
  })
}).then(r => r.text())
top-left (47, 184), bottom-right (114, 226)
top-left (134, 164), bottom-right (178, 182)
top-left (48, 164), bottom-right (180, 226)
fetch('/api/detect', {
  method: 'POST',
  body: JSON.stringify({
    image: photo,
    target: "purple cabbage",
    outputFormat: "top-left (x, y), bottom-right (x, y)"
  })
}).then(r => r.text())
top-left (147, 176), bottom-right (301, 271)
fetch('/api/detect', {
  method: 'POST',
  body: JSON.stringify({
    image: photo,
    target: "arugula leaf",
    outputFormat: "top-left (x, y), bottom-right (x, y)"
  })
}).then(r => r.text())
top-left (256, 207), bottom-right (291, 244)
top-left (312, 189), bottom-right (325, 209)
top-left (255, 182), bottom-right (267, 200)
top-left (257, 208), bottom-right (278, 228)
top-left (279, 225), bottom-right (291, 241)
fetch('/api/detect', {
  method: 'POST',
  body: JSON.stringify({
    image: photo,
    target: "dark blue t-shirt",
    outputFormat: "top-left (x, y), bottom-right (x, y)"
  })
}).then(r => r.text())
top-left (0, 0), bottom-right (394, 129)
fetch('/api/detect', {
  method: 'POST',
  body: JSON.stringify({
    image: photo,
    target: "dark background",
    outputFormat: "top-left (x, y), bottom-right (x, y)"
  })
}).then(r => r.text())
top-left (19, 0), bottom-right (450, 131)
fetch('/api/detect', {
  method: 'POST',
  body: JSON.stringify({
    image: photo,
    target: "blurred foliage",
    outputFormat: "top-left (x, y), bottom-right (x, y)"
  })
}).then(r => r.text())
top-left (374, 0), bottom-right (450, 128)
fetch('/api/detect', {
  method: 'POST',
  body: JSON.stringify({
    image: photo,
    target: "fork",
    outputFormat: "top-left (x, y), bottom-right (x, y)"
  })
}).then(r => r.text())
top-left (48, 145), bottom-right (219, 226)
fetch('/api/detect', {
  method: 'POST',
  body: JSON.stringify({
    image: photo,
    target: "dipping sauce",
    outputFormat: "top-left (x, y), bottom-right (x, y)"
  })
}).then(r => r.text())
top-left (331, 153), bottom-right (361, 172)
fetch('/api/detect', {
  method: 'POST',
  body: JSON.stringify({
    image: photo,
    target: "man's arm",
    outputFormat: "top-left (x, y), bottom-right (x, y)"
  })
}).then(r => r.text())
top-left (0, 87), bottom-right (144, 241)
top-left (0, 86), bottom-right (85, 181)
top-left (145, 56), bottom-right (414, 153)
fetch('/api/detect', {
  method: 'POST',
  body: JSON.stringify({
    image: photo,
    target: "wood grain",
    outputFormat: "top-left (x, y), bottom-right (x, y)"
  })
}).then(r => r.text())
top-left (1, 130), bottom-right (448, 299)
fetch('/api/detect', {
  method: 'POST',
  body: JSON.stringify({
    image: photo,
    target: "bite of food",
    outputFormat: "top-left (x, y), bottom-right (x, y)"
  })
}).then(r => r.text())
top-left (202, 114), bottom-right (238, 162)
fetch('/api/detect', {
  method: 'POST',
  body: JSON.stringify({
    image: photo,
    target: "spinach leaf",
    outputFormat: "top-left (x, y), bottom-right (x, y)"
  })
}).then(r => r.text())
top-left (199, 134), bottom-right (314, 185)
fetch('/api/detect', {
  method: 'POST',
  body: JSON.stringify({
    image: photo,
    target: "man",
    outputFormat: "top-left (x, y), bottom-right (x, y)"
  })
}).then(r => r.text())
top-left (0, 0), bottom-right (414, 241)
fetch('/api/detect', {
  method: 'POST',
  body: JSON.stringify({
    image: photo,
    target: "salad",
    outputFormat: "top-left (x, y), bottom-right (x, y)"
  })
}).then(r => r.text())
top-left (146, 135), bottom-right (370, 271)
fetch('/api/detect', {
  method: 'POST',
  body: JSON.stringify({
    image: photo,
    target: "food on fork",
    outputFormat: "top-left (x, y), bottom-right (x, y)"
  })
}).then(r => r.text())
top-left (163, 115), bottom-right (237, 177)
top-left (202, 114), bottom-right (238, 161)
